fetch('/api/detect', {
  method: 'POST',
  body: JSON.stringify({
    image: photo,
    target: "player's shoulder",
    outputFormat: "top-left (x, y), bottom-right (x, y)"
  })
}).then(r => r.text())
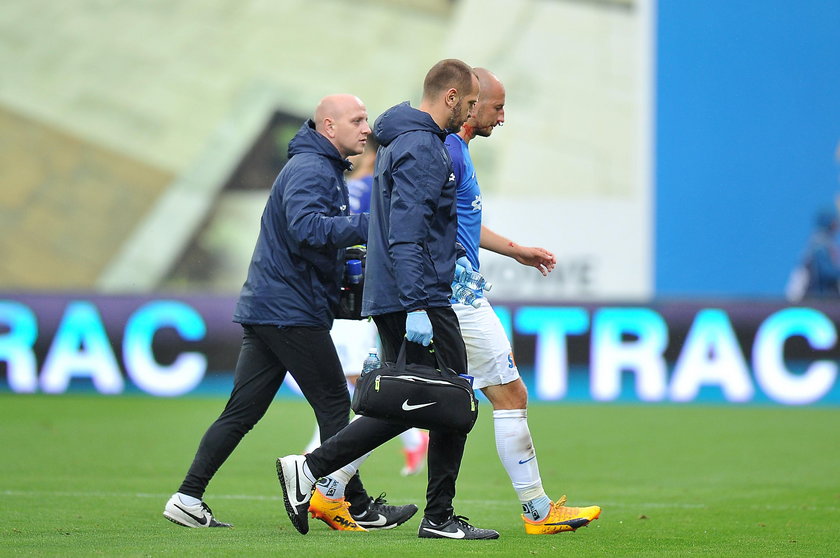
top-left (284, 150), bottom-right (333, 176)
top-left (389, 131), bottom-right (448, 164)
top-left (444, 133), bottom-right (467, 152)
top-left (445, 134), bottom-right (466, 160)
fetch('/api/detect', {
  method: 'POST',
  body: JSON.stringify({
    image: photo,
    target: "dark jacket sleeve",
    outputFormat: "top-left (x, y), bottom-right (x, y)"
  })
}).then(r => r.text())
top-left (387, 140), bottom-right (449, 311)
top-left (455, 242), bottom-right (467, 259)
top-left (812, 244), bottom-right (840, 282)
top-left (284, 159), bottom-right (369, 262)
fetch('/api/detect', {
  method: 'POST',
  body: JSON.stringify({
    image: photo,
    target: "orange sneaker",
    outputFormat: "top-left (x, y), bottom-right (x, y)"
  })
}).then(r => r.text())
top-left (522, 496), bottom-right (601, 534)
top-left (308, 490), bottom-right (367, 531)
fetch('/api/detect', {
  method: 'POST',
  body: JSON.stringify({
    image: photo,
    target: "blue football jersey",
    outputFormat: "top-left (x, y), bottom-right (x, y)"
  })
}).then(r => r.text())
top-left (444, 134), bottom-right (482, 270)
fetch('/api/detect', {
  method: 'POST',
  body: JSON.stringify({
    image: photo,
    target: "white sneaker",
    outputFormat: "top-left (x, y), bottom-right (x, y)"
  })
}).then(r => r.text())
top-left (163, 494), bottom-right (232, 528)
top-left (276, 455), bottom-right (315, 535)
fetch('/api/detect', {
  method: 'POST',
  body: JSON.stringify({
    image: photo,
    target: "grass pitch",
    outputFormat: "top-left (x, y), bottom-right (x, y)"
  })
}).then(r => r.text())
top-left (0, 393), bottom-right (837, 557)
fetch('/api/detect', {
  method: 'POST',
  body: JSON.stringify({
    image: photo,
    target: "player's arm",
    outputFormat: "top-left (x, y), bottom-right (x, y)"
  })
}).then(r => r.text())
top-left (479, 225), bottom-right (556, 276)
top-left (285, 160), bottom-right (368, 250)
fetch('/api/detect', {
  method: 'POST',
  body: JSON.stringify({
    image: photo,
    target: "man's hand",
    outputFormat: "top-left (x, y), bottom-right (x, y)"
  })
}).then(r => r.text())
top-left (513, 246), bottom-right (556, 276)
top-left (406, 310), bottom-right (433, 346)
top-left (454, 256), bottom-right (473, 282)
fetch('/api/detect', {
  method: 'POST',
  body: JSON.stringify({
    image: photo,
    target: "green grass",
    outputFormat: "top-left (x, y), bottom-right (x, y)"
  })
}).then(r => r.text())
top-left (0, 394), bottom-right (837, 557)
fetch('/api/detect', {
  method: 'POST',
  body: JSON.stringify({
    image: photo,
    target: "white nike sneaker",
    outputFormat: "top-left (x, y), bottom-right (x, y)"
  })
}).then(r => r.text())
top-left (163, 494), bottom-right (232, 528)
top-left (418, 515), bottom-right (499, 539)
top-left (276, 455), bottom-right (315, 535)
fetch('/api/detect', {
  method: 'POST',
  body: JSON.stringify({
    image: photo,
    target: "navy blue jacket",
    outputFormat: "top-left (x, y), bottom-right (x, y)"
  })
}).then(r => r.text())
top-left (234, 120), bottom-right (368, 328)
top-left (362, 102), bottom-right (458, 315)
top-left (804, 231), bottom-right (840, 298)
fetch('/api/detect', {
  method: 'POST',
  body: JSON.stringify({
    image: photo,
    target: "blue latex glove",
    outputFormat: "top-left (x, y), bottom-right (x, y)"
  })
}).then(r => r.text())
top-left (454, 256), bottom-right (473, 283)
top-left (406, 310), bottom-right (433, 346)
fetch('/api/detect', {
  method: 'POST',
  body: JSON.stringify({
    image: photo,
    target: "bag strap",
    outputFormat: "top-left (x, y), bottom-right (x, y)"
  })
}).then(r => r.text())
top-left (396, 339), bottom-right (451, 374)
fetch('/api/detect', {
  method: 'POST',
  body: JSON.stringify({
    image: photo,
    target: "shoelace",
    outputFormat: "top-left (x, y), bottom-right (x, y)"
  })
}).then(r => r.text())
top-left (368, 492), bottom-right (390, 512)
top-left (201, 502), bottom-right (215, 516)
top-left (451, 515), bottom-right (479, 531)
top-left (549, 495), bottom-right (592, 521)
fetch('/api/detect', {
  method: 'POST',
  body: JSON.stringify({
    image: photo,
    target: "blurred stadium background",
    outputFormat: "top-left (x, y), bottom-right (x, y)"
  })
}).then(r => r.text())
top-left (2, 0), bottom-right (840, 405)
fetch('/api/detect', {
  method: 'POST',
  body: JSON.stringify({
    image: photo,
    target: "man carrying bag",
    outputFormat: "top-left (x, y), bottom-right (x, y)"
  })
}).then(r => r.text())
top-left (277, 59), bottom-right (500, 540)
top-left (352, 340), bottom-right (478, 434)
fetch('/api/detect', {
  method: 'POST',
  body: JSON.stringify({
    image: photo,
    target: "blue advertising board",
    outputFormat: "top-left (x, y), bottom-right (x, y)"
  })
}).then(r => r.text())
top-left (2, 294), bottom-right (838, 405)
top-left (656, 1), bottom-right (840, 297)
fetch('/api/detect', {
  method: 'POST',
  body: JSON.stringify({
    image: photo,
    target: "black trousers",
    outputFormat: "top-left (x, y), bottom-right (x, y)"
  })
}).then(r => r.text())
top-left (178, 324), bottom-right (370, 513)
top-left (305, 307), bottom-right (469, 523)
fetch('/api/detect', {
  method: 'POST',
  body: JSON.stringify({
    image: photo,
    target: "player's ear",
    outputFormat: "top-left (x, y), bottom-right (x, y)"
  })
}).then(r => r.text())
top-left (324, 117), bottom-right (336, 138)
top-left (445, 88), bottom-right (458, 109)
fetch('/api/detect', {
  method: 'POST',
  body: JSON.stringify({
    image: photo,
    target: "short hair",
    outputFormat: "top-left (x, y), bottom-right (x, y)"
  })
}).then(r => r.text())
top-left (422, 59), bottom-right (476, 100)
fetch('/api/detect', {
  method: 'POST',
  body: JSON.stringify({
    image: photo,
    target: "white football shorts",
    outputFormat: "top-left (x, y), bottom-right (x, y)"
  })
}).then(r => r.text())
top-left (330, 318), bottom-right (379, 377)
top-left (452, 299), bottom-right (520, 390)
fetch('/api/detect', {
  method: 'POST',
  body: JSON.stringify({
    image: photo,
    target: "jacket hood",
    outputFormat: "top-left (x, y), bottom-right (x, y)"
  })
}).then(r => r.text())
top-left (288, 120), bottom-right (351, 170)
top-left (374, 102), bottom-right (447, 146)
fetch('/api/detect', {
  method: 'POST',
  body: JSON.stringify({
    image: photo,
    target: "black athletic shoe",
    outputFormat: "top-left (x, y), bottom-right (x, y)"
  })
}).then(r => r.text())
top-left (418, 515), bottom-right (500, 540)
top-left (351, 493), bottom-right (419, 530)
top-left (276, 455), bottom-right (315, 535)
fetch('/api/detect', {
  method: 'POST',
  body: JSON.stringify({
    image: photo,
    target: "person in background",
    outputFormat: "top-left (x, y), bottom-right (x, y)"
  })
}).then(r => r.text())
top-left (445, 68), bottom-right (601, 534)
top-left (163, 94), bottom-right (416, 532)
top-left (802, 206), bottom-right (840, 299)
top-left (346, 132), bottom-right (378, 214)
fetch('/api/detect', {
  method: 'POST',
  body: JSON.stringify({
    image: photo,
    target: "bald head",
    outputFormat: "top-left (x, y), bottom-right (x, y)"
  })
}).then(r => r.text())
top-left (313, 94), bottom-right (371, 158)
top-left (314, 94), bottom-right (364, 132)
top-left (473, 68), bottom-right (503, 97)
top-left (459, 68), bottom-right (506, 142)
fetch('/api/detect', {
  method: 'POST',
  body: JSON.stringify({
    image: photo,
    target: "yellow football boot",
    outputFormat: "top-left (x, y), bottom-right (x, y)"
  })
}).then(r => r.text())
top-left (522, 496), bottom-right (601, 535)
top-left (308, 490), bottom-right (367, 531)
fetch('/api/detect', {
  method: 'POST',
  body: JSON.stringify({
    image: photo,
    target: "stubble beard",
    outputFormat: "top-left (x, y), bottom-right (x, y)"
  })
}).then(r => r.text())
top-left (447, 103), bottom-right (467, 132)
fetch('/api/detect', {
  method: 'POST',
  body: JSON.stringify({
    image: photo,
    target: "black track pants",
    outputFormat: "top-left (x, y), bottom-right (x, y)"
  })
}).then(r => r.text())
top-left (178, 324), bottom-right (370, 512)
top-left (305, 307), bottom-right (469, 523)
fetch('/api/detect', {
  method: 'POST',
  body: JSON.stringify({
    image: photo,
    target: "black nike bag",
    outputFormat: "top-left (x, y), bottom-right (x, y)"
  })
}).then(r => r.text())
top-left (351, 341), bottom-right (478, 434)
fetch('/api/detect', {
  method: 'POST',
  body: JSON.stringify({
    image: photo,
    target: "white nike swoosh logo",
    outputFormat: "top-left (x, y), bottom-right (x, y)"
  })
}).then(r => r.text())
top-left (423, 527), bottom-right (465, 539)
top-left (358, 513), bottom-right (387, 527)
top-left (401, 400), bottom-right (436, 411)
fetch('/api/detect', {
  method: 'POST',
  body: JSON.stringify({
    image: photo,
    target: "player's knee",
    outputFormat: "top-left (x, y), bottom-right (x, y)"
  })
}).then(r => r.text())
top-left (484, 379), bottom-right (528, 409)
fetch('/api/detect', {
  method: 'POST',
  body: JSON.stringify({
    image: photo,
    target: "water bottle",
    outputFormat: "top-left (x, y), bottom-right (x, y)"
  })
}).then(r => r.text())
top-left (361, 348), bottom-right (381, 375)
top-left (346, 259), bottom-right (363, 285)
top-left (460, 269), bottom-right (492, 292)
top-left (452, 283), bottom-right (483, 308)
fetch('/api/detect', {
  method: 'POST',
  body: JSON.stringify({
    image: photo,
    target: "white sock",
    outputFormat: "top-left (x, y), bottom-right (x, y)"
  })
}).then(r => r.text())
top-left (315, 452), bottom-right (370, 500)
top-left (177, 492), bottom-right (201, 506)
top-left (301, 460), bottom-right (317, 484)
top-left (493, 409), bottom-right (550, 518)
top-left (307, 414), bottom-right (360, 454)
top-left (399, 428), bottom-right (423, 451)
top-left (522, 495), bottom-right (553, 522)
